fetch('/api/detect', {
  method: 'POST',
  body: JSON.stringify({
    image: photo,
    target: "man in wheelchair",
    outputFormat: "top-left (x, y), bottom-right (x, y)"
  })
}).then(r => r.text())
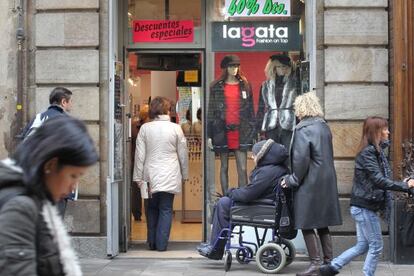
top-left (198, 139), bottom-right (289, 259)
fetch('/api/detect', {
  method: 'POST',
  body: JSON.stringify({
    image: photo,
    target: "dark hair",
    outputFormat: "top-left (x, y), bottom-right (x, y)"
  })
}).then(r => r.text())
top-left (13, 116), bottom-right (99, 199)
top-left (185, 109), bottom-right (191, 121)
top-left (149, 97), bottom-right (171, 119)
top-left (196, 107), bottom-right (201, 121)
top-left (49, 87), bottom-right (73, 105)
top-left (219, 66), bottom-right (248, 84)
top-left (358, 116), bottom-right (388, 153)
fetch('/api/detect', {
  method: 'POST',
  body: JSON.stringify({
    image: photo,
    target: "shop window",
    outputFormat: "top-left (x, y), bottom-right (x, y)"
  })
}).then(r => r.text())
top-left (204, 0), bottom-right (307, 239)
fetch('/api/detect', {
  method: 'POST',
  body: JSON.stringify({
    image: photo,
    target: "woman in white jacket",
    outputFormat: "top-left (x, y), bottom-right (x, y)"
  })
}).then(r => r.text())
top-left (133, 97), bottom-right (189, 251)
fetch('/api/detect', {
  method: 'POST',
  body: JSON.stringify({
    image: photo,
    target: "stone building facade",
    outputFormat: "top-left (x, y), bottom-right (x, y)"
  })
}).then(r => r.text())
top-left (0, 0), bottom-right (412, 259)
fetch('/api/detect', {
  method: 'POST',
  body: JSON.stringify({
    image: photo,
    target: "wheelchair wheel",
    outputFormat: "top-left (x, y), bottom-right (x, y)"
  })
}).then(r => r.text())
top-left (256, 243), bottom-right (286, 274)
top-left (224, 251), bottom-right (232, 272)
top-left (236, 247), bottom-right (253, 264)
top-left (279, 239), bottom-right (296, 266)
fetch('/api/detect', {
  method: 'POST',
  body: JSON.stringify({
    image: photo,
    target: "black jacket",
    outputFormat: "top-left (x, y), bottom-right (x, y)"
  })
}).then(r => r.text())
top-left (21, 105), bottom-right (67, 138)
top-left (228, 141), bottom-right (289, 202)
top-left (350, 144), bottom-right (409, 211)
top-left (0, 162), bottom-right (65, 276)
top-left (285, 117), bottom-right (342, 229)
top-left (207, 77), bottom-right (256, 152)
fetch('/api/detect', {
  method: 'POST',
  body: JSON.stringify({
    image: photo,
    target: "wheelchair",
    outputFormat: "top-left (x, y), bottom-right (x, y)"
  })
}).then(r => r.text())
top-left (210, 193), bottom-right (296, 274)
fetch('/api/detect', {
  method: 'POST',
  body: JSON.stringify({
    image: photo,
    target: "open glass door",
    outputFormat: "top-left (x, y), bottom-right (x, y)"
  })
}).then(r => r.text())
top-left (107, 0), bottom-right (123, 257)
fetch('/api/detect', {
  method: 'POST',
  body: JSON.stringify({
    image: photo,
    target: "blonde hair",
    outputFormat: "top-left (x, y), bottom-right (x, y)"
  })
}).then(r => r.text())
top-left (264, 59), bottom-right (278, 80)
top-left (294, 92), bottom-right (324, 118)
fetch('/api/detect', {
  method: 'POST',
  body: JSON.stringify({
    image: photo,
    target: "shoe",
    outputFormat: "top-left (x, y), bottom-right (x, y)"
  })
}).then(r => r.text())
top-left (296, 261), bottom-right (320, 276)
top-left (198, 245), bottom-right (223, 260)
top-left (319, 264), bottom-right (339, 276)
top-left (196, 243), bottom-right (209, 252)
top-left (148, 243), bottom-right (156, 250)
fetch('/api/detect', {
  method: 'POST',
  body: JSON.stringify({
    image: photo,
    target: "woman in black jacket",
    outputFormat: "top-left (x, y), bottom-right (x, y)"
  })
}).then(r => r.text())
top-left (0, 116), bottom-right (98, 276)
top-left (197, 139), bottom-right (289, 260)
top-left (319, 116), bottom-right (414, 276)
top-left (281, 92), bottom-right (342, 276)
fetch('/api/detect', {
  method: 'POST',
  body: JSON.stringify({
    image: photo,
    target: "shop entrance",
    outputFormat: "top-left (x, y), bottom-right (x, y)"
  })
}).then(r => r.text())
top-left (127, 51), bottom-right (203, 243)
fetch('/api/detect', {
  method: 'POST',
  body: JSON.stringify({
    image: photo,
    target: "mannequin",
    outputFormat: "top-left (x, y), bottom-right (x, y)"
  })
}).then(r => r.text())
top-left (256, 55), bottom-right (300, 150)
top-left (207, 55), bottom-right (255, 194)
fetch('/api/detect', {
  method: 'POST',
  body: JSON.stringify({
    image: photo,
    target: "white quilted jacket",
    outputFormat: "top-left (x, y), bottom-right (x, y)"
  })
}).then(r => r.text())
top-left (133, 115), bottom-right (188, 194)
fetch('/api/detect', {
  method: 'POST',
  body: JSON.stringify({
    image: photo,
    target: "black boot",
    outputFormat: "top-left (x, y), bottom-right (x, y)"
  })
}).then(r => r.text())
top-left (296, 230), bottom-right (322, 276)
top-left (319, 229), bottom-right (333, 264)
top-left (319, 264), bottom-right (339, 276)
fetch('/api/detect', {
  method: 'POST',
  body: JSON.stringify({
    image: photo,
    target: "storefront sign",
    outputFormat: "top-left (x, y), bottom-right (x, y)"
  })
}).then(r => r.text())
top-left (225, 0), bottom-right (290, 17)
top-left (212, 21), bottom-right (300, 51)
top-left (132, 20), bottom-right (194, 43)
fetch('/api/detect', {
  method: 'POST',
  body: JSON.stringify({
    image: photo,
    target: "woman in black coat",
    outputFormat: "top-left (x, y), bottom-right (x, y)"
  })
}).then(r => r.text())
top-left (0, 117), bottom-right (98, 276)
top-left (281, 92), bottom-right (342, 276)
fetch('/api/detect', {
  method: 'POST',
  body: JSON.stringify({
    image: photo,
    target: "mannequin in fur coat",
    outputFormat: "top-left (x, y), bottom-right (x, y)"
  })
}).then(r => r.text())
top-left (256, 54), bottom-right (300, 150)
top-left (0, 116), bottom-right (98, 276)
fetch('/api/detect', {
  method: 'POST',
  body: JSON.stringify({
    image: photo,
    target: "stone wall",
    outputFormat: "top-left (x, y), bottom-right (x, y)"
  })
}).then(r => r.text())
top-left (33, 0), bottom-right (106, 257)
top-left (323, 0), bottom-right (390, 259)
top-left (0, 1), bottom-right (18, 158)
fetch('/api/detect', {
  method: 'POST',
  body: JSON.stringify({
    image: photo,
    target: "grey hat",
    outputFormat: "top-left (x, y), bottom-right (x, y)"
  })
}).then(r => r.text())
top-left (252, 139), bottom-right (275, 163)
top-left (220, 55), bottom-right (241, 69)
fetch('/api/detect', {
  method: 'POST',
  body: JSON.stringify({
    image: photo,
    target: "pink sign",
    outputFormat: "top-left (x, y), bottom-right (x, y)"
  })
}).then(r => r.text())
top-left (133, 20), bottom-right (194, 43)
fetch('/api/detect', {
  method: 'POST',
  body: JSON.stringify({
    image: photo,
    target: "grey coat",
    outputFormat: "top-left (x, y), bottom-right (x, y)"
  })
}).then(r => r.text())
top-left (285, 117), bottom-right (342, 229)
top-left (0, 160), bottom-right (81, 276)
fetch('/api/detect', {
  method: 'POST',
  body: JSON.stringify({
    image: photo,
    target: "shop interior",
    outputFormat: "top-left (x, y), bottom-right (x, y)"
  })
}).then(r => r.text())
top-left (128, 52), bottom-right (203, 242)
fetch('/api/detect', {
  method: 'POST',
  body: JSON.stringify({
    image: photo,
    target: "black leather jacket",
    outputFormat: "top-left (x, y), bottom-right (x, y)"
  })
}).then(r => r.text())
top-left (350, 144), bottom-right (409, 211)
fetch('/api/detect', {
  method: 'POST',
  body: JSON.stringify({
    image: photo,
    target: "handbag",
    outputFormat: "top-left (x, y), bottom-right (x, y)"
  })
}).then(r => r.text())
top-left (400, 195), bottom-right (414, 247)
top-left (277, 188), bottom-right (297, 240)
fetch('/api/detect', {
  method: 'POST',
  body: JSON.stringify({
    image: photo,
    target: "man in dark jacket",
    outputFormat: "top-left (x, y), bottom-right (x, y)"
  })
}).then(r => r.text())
top-left (21, 87), bottom-right (73, 217)
top-left (22, 87), bottom-right (73, 139)
top-left (198, 139), bottom-right (289, 259)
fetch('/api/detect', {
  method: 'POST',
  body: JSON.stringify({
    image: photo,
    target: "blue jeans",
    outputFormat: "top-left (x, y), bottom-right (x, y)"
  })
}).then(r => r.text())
top-left (331, 206), bottom-right (383, 276)
top-left (210, 196), bottom-right (232, 247)
top-left (147, 192), bottom-right (175, 251)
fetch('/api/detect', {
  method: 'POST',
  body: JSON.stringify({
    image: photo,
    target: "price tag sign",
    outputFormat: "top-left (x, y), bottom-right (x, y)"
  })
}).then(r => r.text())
top-left (225, 0), bottom-right (291, 17)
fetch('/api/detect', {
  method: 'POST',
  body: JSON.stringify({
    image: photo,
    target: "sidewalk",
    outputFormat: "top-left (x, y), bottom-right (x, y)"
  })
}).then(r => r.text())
top-left (81, 257), bottom-right (413, 276)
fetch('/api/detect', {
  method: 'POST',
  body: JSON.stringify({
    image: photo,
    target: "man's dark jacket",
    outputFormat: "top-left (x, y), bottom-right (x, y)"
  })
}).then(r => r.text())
top-left (228, 141), bottom-right (289, 202)
top-left (21, 105), bottom-right (66, 138)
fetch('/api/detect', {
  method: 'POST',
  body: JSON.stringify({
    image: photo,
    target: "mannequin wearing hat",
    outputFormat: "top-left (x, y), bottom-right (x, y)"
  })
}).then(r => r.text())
top-left (207, 55), bottom-right (256, 195)
top-left (256, 54), bottom-right (300, 150)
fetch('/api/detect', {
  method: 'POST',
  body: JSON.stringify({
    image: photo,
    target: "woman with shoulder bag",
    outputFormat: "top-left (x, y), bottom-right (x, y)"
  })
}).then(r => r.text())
top-left (319, 116), bottom-right (414, 276)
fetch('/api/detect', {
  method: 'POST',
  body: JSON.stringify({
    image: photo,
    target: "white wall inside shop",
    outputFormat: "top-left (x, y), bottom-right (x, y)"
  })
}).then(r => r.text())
top-left (151, 71), bottom-right (176, 101)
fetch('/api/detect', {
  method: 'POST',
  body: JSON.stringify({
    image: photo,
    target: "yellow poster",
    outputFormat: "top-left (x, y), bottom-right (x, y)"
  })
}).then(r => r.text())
top-left (184, 70), bottom-right (198, 83)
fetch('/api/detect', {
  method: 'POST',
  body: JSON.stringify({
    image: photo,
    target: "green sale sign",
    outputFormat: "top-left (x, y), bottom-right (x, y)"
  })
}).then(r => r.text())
top-left (225, 0), bottom-right (291, 17)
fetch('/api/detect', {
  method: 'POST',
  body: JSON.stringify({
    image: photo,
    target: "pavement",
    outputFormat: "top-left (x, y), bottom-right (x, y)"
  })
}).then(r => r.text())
top-left (81, 257), bottom-right (414, 276)
top-left (80, 242), bottom-right (414, 275)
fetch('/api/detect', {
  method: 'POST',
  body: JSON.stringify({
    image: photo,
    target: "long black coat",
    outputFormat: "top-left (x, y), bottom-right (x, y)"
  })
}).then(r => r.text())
top-left (285, 117), bottom-right (342, 229)
top-left (207, 76), bottom-right (256, 152)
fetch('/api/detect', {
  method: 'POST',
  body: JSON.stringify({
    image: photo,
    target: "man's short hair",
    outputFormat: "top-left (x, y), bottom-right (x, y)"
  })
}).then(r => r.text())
top-left (49, 87), bottom-right (73, 105)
